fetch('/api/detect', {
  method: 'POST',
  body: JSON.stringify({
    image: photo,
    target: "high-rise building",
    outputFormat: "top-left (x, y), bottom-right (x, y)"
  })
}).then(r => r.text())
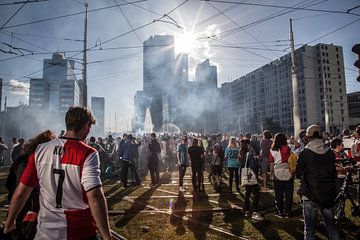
top-left (91, 97), bottom-right (105, 137)
top-left (220, 43), bottom-right (349, 135)
top-left (143, 35), bottom-right (175, 131)
top-left (29, 53), bottom-right (80, 113)
top-left (192, 59), bottom-right (219, 134)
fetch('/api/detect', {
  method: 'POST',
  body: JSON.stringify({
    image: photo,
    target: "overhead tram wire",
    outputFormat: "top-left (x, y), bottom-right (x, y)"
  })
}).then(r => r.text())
top-left (195, 1), bottom-right (241, 27)
top-left (1, 31), bottom-right (51, 52)
top-left (15, 0), bottom-right (190, 80)
top-left (0, 0), bottom-right (48, 6)
top-left (212, 38), bottom-right (273, 61)
top-left (119, 0), bottom-right (162, 17)
top-left (216, 0), bottom-right (328, 40)
top-left (2, 0), bottom-right (147, 30)
top-left (200, 0), bottom-right (360, 17)
top-left (0, 0), bottom-right (28, 30)
top-left (207, 2), bottom-right (281, 58)
top-left (210, 44), bottom-right (288, 52)
top-left (1, 30), bottom-right (84, 42)
top-left (114, 0), bottom-right (142, 43)
top-left (305, 18), bottom-right (360, 45)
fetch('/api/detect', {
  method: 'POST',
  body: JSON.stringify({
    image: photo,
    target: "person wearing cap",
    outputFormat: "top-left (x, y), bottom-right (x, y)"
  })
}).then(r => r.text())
top-left (296, 124), bottom-right (340, 240)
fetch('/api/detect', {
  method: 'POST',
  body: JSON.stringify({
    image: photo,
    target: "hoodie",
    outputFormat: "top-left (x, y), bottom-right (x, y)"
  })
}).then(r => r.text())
top-left (304, 139), bottom-right (328, 155)
top-left (296, 138), bottom-right (336, 208)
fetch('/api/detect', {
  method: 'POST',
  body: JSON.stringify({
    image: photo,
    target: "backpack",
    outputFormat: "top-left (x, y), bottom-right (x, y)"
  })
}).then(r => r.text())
top-left (273, 152), bottom-right (297, 181)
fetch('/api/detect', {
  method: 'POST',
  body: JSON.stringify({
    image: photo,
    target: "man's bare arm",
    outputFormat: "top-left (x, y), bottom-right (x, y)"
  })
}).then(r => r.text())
top-left (86, 186), bottom-right (111, 240)
top-left (4, 183), bottom-right (33, 233)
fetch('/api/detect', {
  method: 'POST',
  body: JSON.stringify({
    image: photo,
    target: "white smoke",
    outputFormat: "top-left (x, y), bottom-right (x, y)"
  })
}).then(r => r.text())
top-left (8, 79), bottom-right (30, 97)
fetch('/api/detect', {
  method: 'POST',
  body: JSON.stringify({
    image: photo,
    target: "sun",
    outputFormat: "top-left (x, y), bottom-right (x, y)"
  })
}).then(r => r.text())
top-left (175, 30), bottom-right (199, 54)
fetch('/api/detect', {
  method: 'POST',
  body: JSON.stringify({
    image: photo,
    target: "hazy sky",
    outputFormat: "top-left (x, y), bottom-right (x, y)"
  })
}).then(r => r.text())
top-left (0, 0), bottom-right (359, 132)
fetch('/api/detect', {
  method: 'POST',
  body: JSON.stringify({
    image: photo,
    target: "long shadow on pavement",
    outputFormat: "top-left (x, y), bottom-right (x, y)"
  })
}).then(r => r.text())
top-left (170, 191), bottom-right (188, 236)
top-left (218, 183), bottom-right (245, 236)
top-left (114, 171), bottom-right (172, 228)
top-left (187, 191), bottom-right (213, 240)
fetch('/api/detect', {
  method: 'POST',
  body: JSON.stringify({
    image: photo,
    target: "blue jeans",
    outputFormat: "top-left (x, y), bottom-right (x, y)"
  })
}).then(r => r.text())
top-left (302, 200), bottom-right (340, 240)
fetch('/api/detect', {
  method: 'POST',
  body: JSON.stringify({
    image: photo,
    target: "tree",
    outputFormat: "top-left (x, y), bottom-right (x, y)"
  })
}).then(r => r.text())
top-left (263, 117), bottom-right (282, 134)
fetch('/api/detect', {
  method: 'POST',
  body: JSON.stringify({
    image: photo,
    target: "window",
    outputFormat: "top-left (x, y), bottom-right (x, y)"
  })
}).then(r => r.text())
top-left (338, 75), bottom-right (341, 79)
top-left (340, 89), bottom-right (342, 93)
top-left (338, 68), bottom-right (341, 73)
top-left (325, 46), bottom-right (328, 50)
top-left (336, 54), bottom-right (339, 58)
top-left (337, 61), bottom-right (340, 65)
top-left (321, 45), bottom-right (324, 49)
top-left (326, 59), bottom-right (329, 64)
top-left (340, 96), bottom-right (343, 100)
top-left (326, 52), bottom-right (328, 57)
top-left (336, 47), bottom-right (339, 52)
top-left (322, 52), bottom-right (325, 56)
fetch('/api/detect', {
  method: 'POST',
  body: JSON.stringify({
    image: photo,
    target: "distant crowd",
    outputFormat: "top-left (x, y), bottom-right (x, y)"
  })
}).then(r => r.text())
top-left (1, 106), bottom-right (360, 240)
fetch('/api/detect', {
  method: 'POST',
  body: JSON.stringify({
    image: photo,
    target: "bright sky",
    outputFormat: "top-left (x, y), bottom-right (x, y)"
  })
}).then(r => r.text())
top-left (0, 0), bottom-right (359, 132)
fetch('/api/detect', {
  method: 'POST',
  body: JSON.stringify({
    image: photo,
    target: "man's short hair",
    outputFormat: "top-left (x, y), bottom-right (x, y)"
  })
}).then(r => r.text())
top-left (65, 107), bottom-right (96, 132)
top-left (150, 133), bottom-right (156, 138)
top-left (127, 134), bottom-right (133, 141)
top-left (331, 138), bottom-right (342, 149)
top-left (299, 130), bottom-right (306, 139)
top-left (89, 136), bottom-right (96, 142)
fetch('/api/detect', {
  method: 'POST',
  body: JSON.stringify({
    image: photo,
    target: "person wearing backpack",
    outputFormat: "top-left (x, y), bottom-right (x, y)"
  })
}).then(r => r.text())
top-left (269, 133), bottom-right (297, 218)
top-left (239, 138), bottom-right (263, 220)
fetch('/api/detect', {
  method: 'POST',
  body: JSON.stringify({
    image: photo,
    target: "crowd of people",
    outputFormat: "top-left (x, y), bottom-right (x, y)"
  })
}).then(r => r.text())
top-left (1, 105), bottom-right (360, 239)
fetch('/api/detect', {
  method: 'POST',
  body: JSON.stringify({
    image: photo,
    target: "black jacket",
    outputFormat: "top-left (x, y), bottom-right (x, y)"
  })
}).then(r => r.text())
top-left (296, 143), bottom-right (336, 208)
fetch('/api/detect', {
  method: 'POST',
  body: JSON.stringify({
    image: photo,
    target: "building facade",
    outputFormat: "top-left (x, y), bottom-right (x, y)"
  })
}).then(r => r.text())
top-left (220, 43), bottom-right (349, 135)
top-left (143, 35), bottom-right (175, 131)
top-left (91, 97), bottom-right (105, 137)
top-left (29, 52), bottom-right (80, 113)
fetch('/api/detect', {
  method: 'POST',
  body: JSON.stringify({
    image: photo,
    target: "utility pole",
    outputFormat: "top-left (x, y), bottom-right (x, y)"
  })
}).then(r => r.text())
top-left (115, 112), bottom-right (117, 132)
top-left (82, 1), bottom-right (88, 107)
top-left (322, 67), bottom-right (330, 133)
top-left (0, 78), bottom-right (2, 112)
top-left (289, 19), bottom-right (301, 138)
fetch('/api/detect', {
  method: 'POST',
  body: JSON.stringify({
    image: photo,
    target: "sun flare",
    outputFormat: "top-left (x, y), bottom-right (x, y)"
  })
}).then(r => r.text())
top-left (175, 31), bottom-right (199, 54)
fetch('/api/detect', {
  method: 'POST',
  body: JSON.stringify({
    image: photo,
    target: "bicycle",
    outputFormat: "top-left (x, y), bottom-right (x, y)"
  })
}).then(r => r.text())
top-left (333, 162), bottom-right (360, 225)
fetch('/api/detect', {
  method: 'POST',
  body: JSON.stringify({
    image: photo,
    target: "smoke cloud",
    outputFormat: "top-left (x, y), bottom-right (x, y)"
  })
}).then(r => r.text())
top-left (8, 79), bottom-right (30, 97)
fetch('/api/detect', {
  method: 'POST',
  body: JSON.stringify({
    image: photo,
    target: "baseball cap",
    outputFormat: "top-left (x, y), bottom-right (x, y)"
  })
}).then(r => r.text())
top-left (306, 124), bottom-right (321, 137)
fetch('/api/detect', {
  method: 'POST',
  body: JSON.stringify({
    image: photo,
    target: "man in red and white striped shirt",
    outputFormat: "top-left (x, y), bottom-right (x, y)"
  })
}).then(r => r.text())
top-left (4, 107), bottom-right (111, 240)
